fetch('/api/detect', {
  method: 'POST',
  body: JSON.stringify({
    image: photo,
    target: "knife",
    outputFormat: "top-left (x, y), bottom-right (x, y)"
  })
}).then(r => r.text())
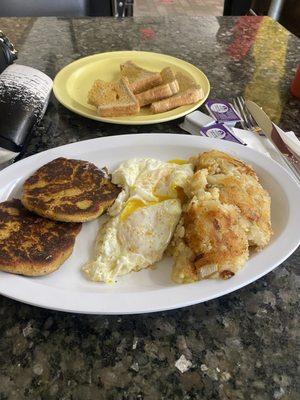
top-left (245, 100), bottom-right (300, 184)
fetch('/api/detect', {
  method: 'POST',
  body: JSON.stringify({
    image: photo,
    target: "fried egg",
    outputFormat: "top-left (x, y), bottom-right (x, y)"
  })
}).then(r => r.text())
top-left (83, 158), bottom-right (193, 282)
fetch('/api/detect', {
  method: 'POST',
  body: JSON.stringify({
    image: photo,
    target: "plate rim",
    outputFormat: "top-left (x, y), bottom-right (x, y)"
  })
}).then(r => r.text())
top-left (53, 50), bottom-right (210, 125)
top-left (0, 134), bottom-right (299, 314)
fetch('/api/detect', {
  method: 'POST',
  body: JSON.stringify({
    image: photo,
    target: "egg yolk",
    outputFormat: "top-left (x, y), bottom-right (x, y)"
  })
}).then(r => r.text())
top-left (155, 194), bottom-right (172, 201)
top-left (120, 199), bottom-right (157, 222)
top-left (167, 159), bottom-right (187, 165)
top-left (154, 183), bottom-right (186, 203)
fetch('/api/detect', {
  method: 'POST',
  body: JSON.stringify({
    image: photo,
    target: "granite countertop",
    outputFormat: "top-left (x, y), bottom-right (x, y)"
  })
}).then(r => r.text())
top-left (0, 16), bottom-right (299, 399)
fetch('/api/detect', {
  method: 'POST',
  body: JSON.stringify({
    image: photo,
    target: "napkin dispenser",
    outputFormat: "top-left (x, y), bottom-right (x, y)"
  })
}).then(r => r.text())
top-left (0, 64), bottom-right (52, 153)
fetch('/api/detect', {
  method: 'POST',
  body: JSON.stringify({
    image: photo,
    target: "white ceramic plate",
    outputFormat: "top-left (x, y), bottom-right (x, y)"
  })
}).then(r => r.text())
top-left (0, 134), bottom-right (299, 314)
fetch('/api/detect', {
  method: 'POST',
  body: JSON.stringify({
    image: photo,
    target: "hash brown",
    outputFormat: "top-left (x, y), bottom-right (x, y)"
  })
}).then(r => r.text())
top-left (21, 158), bottom-right (120, 222)
top-left (191, 150), bottom-right (273, 247)
top-left (171, 170), bottom-right (249, 283)
top-left (171, 150), bottom-right (272, 283)
top-left (0, 199), bottom-right (81, 276)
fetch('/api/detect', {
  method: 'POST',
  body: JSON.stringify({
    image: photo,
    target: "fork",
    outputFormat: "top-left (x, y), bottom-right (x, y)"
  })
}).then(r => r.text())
top-left (233, 96), bottom-right (264, 135)
top-left (233, 96), bottom-right (300, 183)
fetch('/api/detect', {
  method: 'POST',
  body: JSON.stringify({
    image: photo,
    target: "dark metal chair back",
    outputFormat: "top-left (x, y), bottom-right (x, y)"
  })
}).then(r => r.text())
top-left (0, 0), bottom-right (134, 17)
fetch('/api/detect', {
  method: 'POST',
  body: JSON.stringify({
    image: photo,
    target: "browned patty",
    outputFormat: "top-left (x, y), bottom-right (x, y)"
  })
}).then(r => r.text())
top-left (0, 199), bottom-right (81, 276)
top-left (21, 157), bottom-right (120, 222)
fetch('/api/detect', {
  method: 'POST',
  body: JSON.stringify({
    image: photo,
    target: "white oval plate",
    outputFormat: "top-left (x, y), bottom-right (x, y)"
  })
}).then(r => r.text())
top-left (0, 134), bottom-right (299, 314)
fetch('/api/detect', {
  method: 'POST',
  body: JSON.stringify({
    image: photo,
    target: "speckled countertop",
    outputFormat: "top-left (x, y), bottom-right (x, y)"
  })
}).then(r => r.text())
top-left (0, 16), bottom-right (299, 399)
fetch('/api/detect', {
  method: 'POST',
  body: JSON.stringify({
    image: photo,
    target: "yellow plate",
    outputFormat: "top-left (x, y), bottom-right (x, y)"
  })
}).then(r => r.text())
top-left (53, 51), bottom-right (210, 125)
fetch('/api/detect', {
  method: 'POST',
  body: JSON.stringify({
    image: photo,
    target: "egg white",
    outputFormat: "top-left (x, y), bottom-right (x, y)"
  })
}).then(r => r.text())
top-left (83, 158), bottom-right (193, 283)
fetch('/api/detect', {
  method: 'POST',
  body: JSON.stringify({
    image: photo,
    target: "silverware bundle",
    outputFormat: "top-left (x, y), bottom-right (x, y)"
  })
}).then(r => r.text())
top-left (233, 96), bottom-right (300, 184)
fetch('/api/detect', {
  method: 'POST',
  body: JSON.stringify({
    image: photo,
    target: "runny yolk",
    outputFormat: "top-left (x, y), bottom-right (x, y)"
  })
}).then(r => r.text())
top-left (167, 159), bottom-right (187, 165)
top-left (155, 185), bottom-right (186, 204)
top-left (121, 181), bottom-right (187, 222)
top-left (120, 199), bottom-right (157, 222)
top-left (155, 194), bottom-right (172, 201)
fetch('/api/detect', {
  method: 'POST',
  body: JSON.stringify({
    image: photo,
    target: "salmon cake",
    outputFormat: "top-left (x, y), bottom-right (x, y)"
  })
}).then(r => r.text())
top-left (0, 199), bottom-right (81, 276)
top-left (21, 157), bottom-right (120, 222)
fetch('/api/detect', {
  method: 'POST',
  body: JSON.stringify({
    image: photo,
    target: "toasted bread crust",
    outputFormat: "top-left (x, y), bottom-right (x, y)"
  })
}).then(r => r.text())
top-left (0, 199), bottom-right (81, 276)
top-left (135, 67), bottom-right (179, 107)
top-left (88, 80), bottom-right (118, 107)
top-left (98, 102), bottom-right (139, 117)
top-left (135, 82), bottom-right (179, 107)
top-left (88, 77), bottom-right (139, 117)
top-left (150, 71), bottom-right (203, 114)
top-left (21, 158), bottom-right (120, 222)
top-left (131, 75), bottom-right (162, 94)
top-left (120, 61), bottom-right (163, 94)
top-left (150, 88), bottom-right (203, 114)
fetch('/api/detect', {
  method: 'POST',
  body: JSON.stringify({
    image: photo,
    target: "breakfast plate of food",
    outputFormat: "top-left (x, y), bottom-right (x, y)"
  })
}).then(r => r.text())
top-left (53, 51), bottom-right (210, 124)
top-left (0, 134), bottom-right (299, 314)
